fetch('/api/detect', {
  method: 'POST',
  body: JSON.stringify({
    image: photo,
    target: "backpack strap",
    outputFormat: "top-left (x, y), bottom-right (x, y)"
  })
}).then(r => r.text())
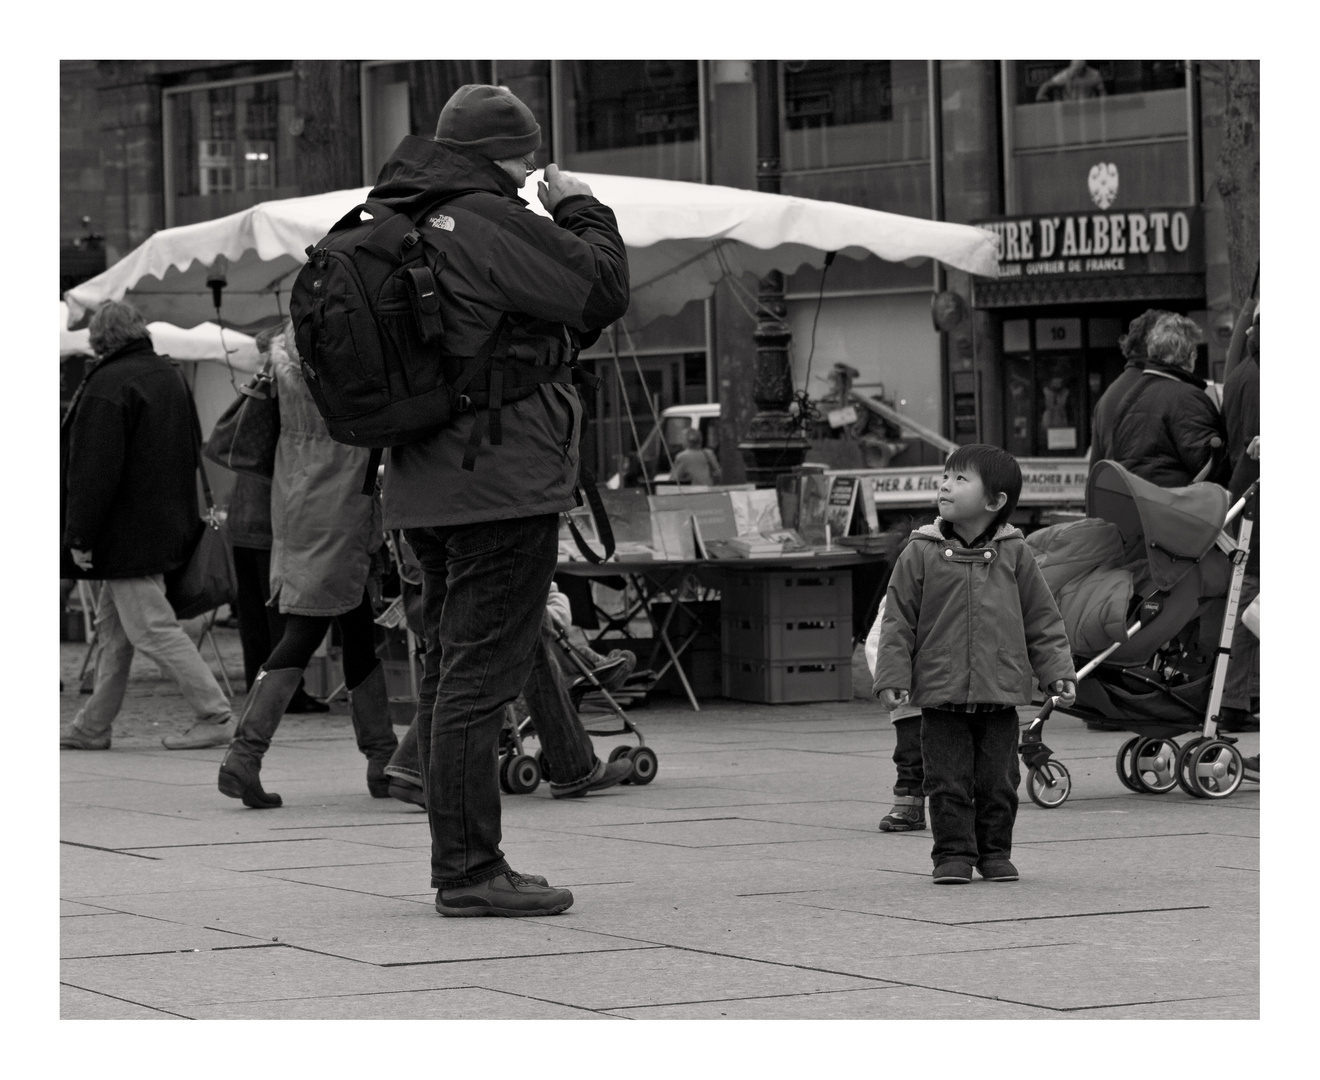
top-left (567, 463), bottom-right (615, 564)
top-left (457, 313), bottom-right (512, 471)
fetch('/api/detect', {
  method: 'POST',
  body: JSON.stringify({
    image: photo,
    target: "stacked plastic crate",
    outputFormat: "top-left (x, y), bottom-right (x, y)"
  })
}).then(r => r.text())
top-left (720, 569), bottom-right (854, 703)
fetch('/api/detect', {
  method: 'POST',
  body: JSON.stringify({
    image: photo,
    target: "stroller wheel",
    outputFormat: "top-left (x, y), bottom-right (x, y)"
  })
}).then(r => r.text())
top-left (609, 744), bottom-right (633, 764)
top-left (626, 746), bottom-right (659, 786)
top-left (1115, 737), bottom-right (1143, 792)
top-left (1131, 737), bottom-right (1180, 794)
top-left (1181, 739), bottom-right (1244, 799)
top-left (498, 754), bottom-right (515, 794)
top-left (1027, 760), bottom-right (1071, 808)
top-left (505, 754), bottom-right (541, 795)
top-left (535, 749), bottom-right (554, 784)
top-left (1175, 737), bottom-right (1212, 797)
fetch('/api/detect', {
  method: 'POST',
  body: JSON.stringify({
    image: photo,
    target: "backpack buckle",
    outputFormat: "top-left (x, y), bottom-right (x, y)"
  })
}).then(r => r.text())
top-left (456, 394), bottom-right (472, 413)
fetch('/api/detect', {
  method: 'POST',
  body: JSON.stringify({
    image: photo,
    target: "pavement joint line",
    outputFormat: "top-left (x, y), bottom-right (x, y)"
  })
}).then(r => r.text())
top-left (736, 889), bottom-right (826, 896)
top-left (61, 840), bottom-right (159, 860)
top-left (379, 944), bottom-right (668, 968)
top-left (950, 904), bottom-right (1211, 925)
top-left (603, 982), bottom-right (908, 1011)
top-left (1051, 992), bottom-right (1256, 1013)
top-left (264, 820), bottom-right (429, 830)
top-left (63, 942), bottom-right (284, 961)
top-left (234, 863), bottom-right (420, 873)
top-left (59, 981), bottom-right (195, 1019)
top-left (120, 838), bottom-right (329, 850)
top-left (1213, 865), bottom-right (1259, 872)
top-left (190, 984), bottom-right (611, 1015)
top-left (69, 802), bottom-right (208, 822)
top-left (1015, 831), bottom-right (1213, 845)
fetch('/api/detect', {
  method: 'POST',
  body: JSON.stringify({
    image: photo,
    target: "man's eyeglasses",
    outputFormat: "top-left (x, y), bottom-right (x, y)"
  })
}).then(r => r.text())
top-left (523, 157), bottom-right (537, 175)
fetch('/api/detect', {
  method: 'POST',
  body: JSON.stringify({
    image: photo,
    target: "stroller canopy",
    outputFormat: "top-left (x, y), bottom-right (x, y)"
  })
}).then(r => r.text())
top-left (1085, 461), bottom-right (1230, 593)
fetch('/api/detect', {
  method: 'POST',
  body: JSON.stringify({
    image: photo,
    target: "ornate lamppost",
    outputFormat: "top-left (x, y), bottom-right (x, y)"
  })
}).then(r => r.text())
top-left (737, 61), bottom-right (809, 486)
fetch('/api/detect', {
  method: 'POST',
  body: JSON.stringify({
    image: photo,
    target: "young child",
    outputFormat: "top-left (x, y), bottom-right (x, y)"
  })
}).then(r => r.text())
top-left (873, 445), bottom-right (1076, 884)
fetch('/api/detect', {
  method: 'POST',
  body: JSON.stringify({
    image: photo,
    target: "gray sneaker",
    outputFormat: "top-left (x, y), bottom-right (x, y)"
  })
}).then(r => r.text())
top-left (435, 871), bottom-right (572, 917)
top-left (878, 795), bottom-right (926, 831)
top-left (60, 725), bottom-right (110, 750)
top-left (162, 716), bottom-right (235, 750)
top-left (550, 757), bottom-right (633, 799)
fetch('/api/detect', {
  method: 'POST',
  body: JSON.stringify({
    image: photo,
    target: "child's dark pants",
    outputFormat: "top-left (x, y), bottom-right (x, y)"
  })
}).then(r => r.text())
top-left (893, 715), bottom-right (924, 797)
top-left (920, 706), bottom-right (1020, 867)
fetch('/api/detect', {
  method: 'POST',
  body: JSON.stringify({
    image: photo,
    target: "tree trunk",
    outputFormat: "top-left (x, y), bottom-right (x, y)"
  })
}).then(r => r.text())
top-left (293, 61), bottom-right (361, 195)
top-left (1215, 60), bottom-right (1260, 314)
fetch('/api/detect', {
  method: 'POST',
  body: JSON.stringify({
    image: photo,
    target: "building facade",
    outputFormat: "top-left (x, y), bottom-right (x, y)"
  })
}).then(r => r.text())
top-left (61, 60), bottom-right (1250, 484)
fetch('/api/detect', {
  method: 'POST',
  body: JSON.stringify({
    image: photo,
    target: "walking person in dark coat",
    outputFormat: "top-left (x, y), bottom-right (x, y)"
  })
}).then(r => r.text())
top-left (60, 300), bottom-right (235, 750)
top-left (374, 84), bottom-right (630, 917)
top-left (1107, 313), bottom-right (1227, 488)
top-left (1218, 304), bottom-right (1260, 761)
top-left (216, 327), bottom-right (397, 808)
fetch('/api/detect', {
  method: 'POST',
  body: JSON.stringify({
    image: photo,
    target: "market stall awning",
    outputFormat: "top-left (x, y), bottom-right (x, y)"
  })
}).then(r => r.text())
top-left (64, 172), bottom-right (998, 334)
top-left (59, 301), bottom-right (261, 373)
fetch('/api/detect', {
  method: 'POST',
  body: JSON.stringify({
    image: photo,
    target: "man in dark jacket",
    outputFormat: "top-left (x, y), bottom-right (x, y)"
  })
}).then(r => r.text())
top-left (1107, 313), bottom-right (1227, 487)
top-left (1088, 308), bottom-right (1171, 463)
top-left (374, 85), bottom-right (630, 917)
top-left (60, 300), bottom-right (235, 751)
top-left (1219, 305), bottom-right (1260, 749)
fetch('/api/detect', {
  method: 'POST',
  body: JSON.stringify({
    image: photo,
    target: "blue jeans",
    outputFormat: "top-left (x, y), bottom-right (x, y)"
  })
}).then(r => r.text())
top-left (921, 706), bottom-right (1020, 868)
top-left (403, 515), bottom-right (561, 890)
top-left (386, 610), bottom-right (598, 790)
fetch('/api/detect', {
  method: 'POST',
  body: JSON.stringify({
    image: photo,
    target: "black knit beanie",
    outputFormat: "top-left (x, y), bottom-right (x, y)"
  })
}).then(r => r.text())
top-left (435, 84), bottom-right (541, 160)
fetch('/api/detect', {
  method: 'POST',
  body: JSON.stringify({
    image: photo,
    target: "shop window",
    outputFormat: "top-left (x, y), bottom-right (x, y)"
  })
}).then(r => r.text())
top-left (782, 60), bottom-right (928, 172)
top-left (1000, 315), bottom-right (1122, 458)
top-left (168, 75), bottom-right (297, 227)
top-left (558, 60), bottom-right (700, 181)
top-left (1008, 60), bottom-right (1190, 214)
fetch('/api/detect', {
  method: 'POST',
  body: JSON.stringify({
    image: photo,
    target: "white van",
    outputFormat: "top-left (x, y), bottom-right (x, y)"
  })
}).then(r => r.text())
top-left (607, 402), bottom-right (720, 488)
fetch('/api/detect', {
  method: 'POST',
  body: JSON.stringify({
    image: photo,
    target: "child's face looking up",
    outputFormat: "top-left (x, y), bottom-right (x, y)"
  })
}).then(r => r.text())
top-left (937, 465), bottom-right (1005, 535)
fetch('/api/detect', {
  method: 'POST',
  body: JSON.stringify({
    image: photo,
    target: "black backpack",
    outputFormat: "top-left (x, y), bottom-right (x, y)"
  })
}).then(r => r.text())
top-left (290, 195), bottom-right (568, 473)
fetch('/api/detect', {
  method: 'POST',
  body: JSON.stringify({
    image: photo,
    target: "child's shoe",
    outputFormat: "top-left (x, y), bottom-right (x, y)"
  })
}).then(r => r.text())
top-left (932, 860), bottom-right (973, 884)
top-left (878, 794), bottom-right (926, 832)
top-left (976, 859), bottom-right (1019, 882)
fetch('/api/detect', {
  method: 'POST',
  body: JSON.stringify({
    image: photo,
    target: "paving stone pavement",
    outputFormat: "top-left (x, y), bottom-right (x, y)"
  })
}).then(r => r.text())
top-left (59, 630), bottom-right (1259, 1021)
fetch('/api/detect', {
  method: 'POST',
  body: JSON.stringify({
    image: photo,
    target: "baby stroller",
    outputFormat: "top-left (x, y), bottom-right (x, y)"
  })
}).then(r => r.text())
top-left (1018, 460), bottom-right (1259, 808)
top-left (497, 622), bottom-right (657, 794)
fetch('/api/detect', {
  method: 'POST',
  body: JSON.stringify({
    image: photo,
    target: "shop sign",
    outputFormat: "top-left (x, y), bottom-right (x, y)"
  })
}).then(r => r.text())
top-left (974, 207), bottom-right (1202, 280)
top-left (858, 458), bottom-right (1090, 508)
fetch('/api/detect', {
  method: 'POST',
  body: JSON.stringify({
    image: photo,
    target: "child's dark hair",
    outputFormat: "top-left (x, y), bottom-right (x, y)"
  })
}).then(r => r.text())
top-left (944, 444), bottom-right (1023, 527)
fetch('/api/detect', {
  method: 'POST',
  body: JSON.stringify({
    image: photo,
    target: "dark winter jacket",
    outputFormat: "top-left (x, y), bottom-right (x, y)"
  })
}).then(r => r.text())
top-left (873, 519), bottom-right (1076, 708)
top-left (1107, 361), bottom-right (1227, 488)
top-left (1089, 357), bottom-right (1144, 463)
top-left (1221, 353), bottom-right (1259, 573)
top-left (61, 338), bottom-right (201, 579)
top-left (370, 136), bottom-right (631, 528)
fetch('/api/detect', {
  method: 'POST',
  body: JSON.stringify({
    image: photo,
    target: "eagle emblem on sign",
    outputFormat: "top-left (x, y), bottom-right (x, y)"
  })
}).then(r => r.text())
top-left (1088, 163), bottom-right (1119, 210)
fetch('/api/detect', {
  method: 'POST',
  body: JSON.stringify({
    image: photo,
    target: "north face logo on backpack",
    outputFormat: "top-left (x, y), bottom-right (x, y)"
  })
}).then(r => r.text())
top-left (428, 214), bottom-right (455, 232)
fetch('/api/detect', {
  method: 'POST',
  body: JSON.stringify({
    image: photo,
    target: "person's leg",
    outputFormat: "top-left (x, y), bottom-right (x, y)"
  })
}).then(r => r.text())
top-left (879, 709), bottom-right (926, 830)
top-left (61, 580), bottom-right (134, 748)
top-left (1220, 572), bottom-right (1260, 729)
top-left (970, 708), bottom-right (1021, 879)
top-left (406, 516), bottom-right (561, 891)
top-left (103, 575), bottom-right (236, 749)
top-left (338, 591), bottom-right (398, 797)
top-left (218, 615), bottom-right (327, 807)
top-left (920, 707), bottom-right (977, 879)
top-left (231, 545), bottom-right (272, 690)
top-left (527, 613), bottom-right (632, 796)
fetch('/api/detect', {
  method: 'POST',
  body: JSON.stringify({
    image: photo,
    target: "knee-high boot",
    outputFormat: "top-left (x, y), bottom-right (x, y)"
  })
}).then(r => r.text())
top-left (348, 662), bottom-right (400, 797)
top-left (218, 666), bottom-right (302, 809)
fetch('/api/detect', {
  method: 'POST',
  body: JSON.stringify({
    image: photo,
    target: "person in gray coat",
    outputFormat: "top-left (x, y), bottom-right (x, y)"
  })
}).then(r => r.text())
top-left (216, 325), bottom-right (397, 808)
